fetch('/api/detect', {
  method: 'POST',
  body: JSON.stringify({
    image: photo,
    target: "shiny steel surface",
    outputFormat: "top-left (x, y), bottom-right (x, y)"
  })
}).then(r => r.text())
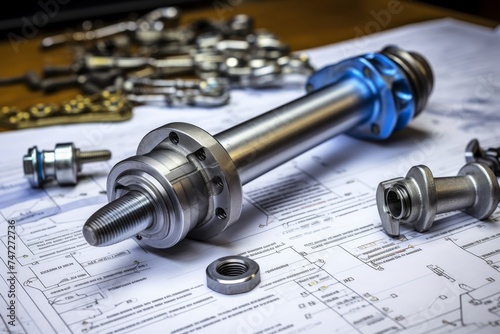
top-left (206, 256), bottom-right (261, 295)
top-left (377, 162), bottom-right (500, 237)
top-left (83, 46), bottom-right (434, 249)
top-left (216, 77), bottom-right (371, 184)
top-left (23, 142), bottom-right (111, 187)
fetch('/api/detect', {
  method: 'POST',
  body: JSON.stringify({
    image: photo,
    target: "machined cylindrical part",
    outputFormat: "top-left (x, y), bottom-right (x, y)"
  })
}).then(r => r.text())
top-left (42, 151), bottom-right (56, 177)
top-left (377, 162), bottom-right (500, 237)
top-left (84, 46), bottom-right (434, 248)
top-left (434, 177), bottom-right (476, 214)
top-left (23, 142), bottom-right (112, 187)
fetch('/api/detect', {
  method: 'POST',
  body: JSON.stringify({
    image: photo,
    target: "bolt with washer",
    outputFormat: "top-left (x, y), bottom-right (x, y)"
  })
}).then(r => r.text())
top-left (206, 255), bottom-right (260, 295)
top-left (376, 162), bottom-right (500, 237)
top-left (23, 142), bottom-right (112, 187)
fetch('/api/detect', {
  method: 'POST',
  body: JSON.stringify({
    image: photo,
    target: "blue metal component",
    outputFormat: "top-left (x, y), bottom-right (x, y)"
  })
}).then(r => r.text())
top-left (306, 51), bottom-right (414, 140)
top-left (37, 150), bottom-right (44, 183)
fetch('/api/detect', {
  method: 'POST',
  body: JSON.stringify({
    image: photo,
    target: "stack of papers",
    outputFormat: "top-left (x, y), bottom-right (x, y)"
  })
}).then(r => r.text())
top-left (1, 18), bottom-right (500, 333)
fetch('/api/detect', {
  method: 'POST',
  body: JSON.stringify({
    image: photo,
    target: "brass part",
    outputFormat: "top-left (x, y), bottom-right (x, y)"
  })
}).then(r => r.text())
top-left (0, 91), bottom-right (132, 131)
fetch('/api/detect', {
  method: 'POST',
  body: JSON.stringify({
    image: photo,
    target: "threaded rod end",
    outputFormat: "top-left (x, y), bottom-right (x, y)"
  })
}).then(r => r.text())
top-left (83, 191), bottom-right (154, 246)
top-left (77, 150), bottom-right (112, 164)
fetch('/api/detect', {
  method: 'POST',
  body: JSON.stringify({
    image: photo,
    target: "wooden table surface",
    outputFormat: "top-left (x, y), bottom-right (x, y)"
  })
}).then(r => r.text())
top-left (0, 0), bottom-right (497, 122)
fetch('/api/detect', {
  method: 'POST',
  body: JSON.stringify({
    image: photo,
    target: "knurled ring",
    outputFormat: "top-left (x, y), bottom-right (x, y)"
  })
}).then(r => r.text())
top-left (206, 255), bottom-right (260, 295)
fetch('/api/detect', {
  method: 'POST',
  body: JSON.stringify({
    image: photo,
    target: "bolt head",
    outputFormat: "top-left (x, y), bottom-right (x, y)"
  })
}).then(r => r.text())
top-left (23, 147), bottom-right (41, 187)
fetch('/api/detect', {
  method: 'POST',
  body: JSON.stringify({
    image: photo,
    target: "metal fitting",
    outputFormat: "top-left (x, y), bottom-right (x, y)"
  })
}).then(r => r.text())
top-left (23, 142), bottom-right (111, 187)
top-left (83, 46), bottom-right (434, 248)
top-left (465, 138), bottom-right (500, 175)
top-left (376, 162), bottom-right (500, 237)
top-left (206, 256), bottom-right (260, 295)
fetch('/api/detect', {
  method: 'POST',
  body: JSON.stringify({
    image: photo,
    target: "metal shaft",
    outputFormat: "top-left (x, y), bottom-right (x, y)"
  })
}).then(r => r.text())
top-left (83, 46), bottom-right (434, 249)
top-left (434, 177), bottom-right (476, 214)
top-left (83, 81), bottom-right (372, 247)
top-left (216, 77), bottom-right (372, 184)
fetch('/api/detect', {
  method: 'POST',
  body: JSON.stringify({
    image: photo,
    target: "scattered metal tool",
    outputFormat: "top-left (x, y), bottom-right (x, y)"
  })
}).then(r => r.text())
top-left (82, 45), bottom-right (434, 249)
top-left (0, 71), bottom-right (41, 91)
top-left (83, 47), bottom-right (313, 89)
top-left (23, 143), bottom-right (112, 187)
top-left (206, 256), bottom-right (260, 295)
top-left (2, 9), bottom-right (313, 121)
top-left (40, 7), bottom-right (182, 49)
top-left (377, 162), bottom-right (500, 237)
top-left (465, 138), bottom-right (500, 176)
top-left (0, 68), bottom-right (124, 95)
top-left (39, 10), bottom-right (312, 94)
top-left (124, 77), bottom-right (231, 107)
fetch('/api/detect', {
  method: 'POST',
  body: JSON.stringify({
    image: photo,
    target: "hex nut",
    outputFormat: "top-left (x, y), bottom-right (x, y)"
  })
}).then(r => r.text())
top-left (206, 255), bottom-right (260, 295)
top-left (23, 146), bottom-right (41, 187)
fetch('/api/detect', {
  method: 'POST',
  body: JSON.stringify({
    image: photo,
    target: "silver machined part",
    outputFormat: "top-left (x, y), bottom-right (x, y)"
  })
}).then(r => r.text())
top-left (377, 162), bottom-right (500, 236)
top-left (83, 123), bottom-right (242, 248)
top-left (83, 46), bottom-right (434, 248)
top-left (206, 256), bottom-right (260, 295)
top-left (458, 163), bottom-right (500, 219)
top-left (123, 77), bottom-right (230, 107)
top-left (23, 143), bottom-right (111, 187)
top-left (54, 143), bottom-right (78, 185)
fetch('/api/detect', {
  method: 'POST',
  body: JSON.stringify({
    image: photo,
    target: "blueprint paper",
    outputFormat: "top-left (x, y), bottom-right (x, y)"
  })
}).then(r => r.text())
top-left (1, 18), bottom-right (500, 333)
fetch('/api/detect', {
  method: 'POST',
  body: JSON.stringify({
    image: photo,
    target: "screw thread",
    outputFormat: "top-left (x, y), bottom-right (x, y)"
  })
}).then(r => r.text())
top-left (78, 150), bottom-right (112, 164)
top-left (386, 184), bottom-right (411, 220)
top-left (83, 191), bottom-right (154, 246)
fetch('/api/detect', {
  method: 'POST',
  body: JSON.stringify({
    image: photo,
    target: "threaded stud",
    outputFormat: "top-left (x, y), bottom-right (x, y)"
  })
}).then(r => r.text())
top-left (77, 149), bottom-right (112, 165)
top-left (83, 191), bottom-right (154, 246)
